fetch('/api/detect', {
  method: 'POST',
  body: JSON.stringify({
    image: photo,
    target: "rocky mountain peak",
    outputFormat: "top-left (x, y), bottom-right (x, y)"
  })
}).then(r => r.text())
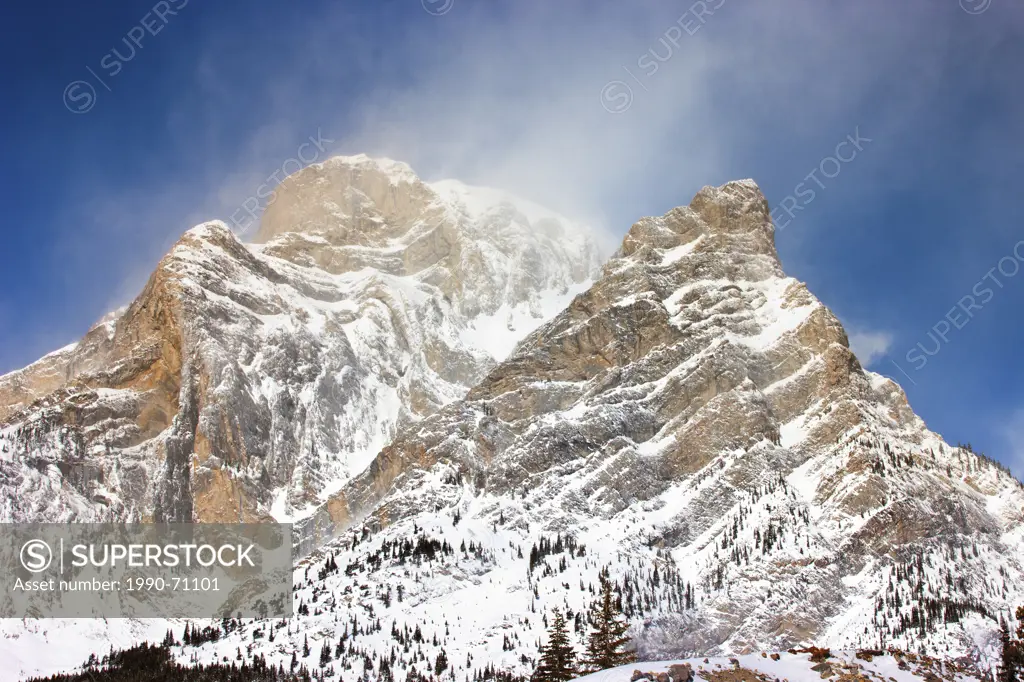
top-left (616, 180), bottom-right (779, 275)
top-left (253, 154), bottom-right (436, 247)
top-left (1, 172), bottom-right (1022, 680)
top-left (287, 179), bottom-right (1023, 670)
top-left (252, 154), bottom-right (602, 320)
top-left (0, 156), bottom-right (601, 525)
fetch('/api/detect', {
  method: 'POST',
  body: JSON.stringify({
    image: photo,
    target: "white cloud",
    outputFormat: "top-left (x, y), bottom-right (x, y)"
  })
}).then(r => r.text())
top-left (848, 330), bottom-right (894, 367)
top-left (42, 0), bottom-right (1024, 371)
top-left (148, 0), bottom-right (965, 243)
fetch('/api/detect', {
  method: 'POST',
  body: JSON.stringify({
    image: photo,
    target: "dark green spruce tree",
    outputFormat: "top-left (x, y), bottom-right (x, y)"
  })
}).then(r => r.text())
top-left (582, 577), bottom-right (636, 673)
top-left (532, 610), bottom-right (578, 682)
top-left (1000, 607), bottom-right (1024, 682)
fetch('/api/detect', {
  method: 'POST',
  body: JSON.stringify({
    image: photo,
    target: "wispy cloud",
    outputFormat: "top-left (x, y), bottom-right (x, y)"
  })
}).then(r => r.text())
top-left (848, 329), bottom-right (894, 368)
top-left (34, 0), bottom-right (1024, 372)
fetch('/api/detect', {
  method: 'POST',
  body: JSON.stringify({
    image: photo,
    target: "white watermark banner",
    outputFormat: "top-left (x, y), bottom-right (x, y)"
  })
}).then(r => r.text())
top-left (0, 523), bottom-right (292, 618)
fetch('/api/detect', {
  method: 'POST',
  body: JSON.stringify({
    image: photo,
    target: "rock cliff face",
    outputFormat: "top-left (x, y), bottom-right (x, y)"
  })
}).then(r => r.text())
top-left (279, 180), bottom-right (1023, 665)
top-left (0, 155), bottom-right (601, 523)
top-left (1, 169), bottom-right (1022, 682)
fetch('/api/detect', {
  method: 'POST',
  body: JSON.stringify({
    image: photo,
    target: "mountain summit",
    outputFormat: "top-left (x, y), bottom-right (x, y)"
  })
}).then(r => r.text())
top-left (0, 165), bottom-right (1021, 680)
top-left (0, 156), bottom-right (601, 523)
top-left (291, 176), bottom-right (1024, 663)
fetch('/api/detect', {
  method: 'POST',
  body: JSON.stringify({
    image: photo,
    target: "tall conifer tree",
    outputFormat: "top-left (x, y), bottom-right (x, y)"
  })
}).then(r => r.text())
top-left (582, 577), bottom-right (636, 673)
top-left (532, 610), bottom-right (578, 682)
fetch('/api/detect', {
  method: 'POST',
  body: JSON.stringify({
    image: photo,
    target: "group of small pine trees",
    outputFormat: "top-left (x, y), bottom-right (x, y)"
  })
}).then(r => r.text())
top-left (531, 577), bottom-right (637, 682)
top-left (999, 606), bottom-right (1024, 682)
top-left (26, 642), bottom-right (309, 682)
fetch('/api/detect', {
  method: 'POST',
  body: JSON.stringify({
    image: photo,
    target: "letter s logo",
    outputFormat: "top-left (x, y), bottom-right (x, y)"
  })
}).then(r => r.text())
top-left (21, 540), bottom-right (53, 573)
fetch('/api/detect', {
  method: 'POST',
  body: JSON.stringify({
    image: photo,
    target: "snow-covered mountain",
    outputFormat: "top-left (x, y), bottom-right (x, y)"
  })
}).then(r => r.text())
top-left (0, 154), bottom-right (601, 524)
top-left (1, 167), bottom-right (1021, 681)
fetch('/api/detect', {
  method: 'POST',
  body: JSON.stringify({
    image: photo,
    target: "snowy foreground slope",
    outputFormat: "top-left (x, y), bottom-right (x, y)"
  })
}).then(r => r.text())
top-left (576, 651), bottom-right (982, 682)
top-left (0, 171), bottom-right (1022, 681)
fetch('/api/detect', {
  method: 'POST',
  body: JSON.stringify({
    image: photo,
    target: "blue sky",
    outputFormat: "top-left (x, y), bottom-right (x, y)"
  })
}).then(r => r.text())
top-left (1, 0), bottom-right (1022, 475)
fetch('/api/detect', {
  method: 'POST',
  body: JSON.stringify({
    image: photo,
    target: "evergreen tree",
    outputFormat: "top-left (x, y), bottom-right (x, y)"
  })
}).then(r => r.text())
top-left (435, 649), bottom-right (449, 676)
top-left (1000, 608), bottom-right (1024, 682)
top-left (532, 610), bottom-right (578, 682)
top-left (161, 628), bottom-right (177, 648)
top-left (582, 577), bottom-right (636, 673)
top-left (1000, 620), bottom-right (1017, 682)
